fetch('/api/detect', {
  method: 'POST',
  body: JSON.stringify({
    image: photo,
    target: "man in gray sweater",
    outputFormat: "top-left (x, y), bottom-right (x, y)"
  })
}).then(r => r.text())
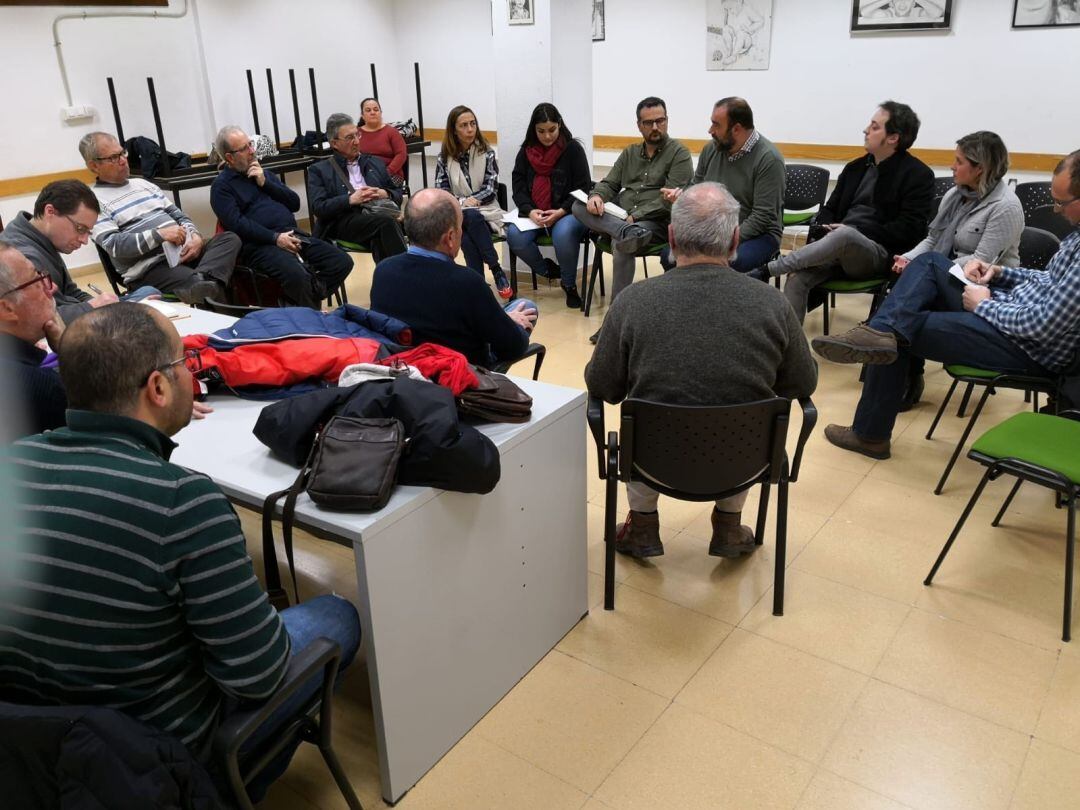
top-left (661, 97), bottom-right (785, 273)
top-left (585, 182), bottom-right (817, 558)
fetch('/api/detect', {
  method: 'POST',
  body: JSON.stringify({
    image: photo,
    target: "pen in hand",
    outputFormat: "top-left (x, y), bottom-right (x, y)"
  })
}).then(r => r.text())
top-left (88, 283), bottom-right (103, 295)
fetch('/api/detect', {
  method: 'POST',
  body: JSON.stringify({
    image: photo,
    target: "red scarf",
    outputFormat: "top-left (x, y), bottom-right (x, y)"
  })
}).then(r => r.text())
top-left (525, 137), bottom-right (566, 211)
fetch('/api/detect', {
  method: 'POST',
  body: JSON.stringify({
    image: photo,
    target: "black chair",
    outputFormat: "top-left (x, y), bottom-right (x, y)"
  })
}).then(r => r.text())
top-left (1015, 181), bottom-right (1053, 220)
top-left (1026, 205), bottom-right (1075, 241)
top-left (1018, 226), bottom-right (1062, 271)
top-left (203, 297), bottom-right (266, 317)
top-left (782, 164), bottom-right (830, 229)
top-left (491, 342), bottom-right (546, 380)
top-left (581, 236), bottom-right (665, 317)
top-left (93, 243), bottom-right (129, 297)
top-left (587, 395), bottom-right (816, 612)
top-left (929, 176), bottom-right (955, 219)
top-left (507, 183), bottom-right (595, 302)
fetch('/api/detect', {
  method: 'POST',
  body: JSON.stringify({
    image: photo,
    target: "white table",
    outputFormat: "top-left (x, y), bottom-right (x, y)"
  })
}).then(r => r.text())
top-left (170, 307), bottom-right (588, 803)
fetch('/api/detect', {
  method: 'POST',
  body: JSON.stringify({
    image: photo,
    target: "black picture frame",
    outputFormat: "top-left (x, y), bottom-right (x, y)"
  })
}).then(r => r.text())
top-left (1012, 0), bottom-right (1080, 28)
top-left (592, 0), bottom-right (605, 41)
top-left (850, 0), bottom-right (952, 32)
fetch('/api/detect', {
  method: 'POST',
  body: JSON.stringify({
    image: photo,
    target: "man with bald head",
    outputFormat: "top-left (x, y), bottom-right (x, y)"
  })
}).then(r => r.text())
top-left (79, 131), bottom-right (239, 304)
top-left (586, 182), bottom-right (817, 559)
top-left (370, 188), bottom-right (538, 366)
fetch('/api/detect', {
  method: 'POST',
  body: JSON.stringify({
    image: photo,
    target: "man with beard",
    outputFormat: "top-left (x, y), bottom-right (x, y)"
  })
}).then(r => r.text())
top-left (661, 97), bottom-right (784, 273)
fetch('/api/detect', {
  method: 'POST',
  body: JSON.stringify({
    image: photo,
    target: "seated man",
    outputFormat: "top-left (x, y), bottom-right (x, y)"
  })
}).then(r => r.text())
top-left (751, 101), bottom-right (934, 323)
top-left (2, 302), bottom-right (361, 800)
top-left (307, 113), bottom-right (407, 262)
top-left (572, 96), bottom-right (693, 314)
top-left (371, 188), bottom-right (538, 367)
top-left (661, 96), bottom-right (785, 273)
top-left (585, 182), bottom-right (817, 558)
top-left (212, 125), bottom-right (353, 309)
top-left (79, 132), bottom-right (239, 305)
top-left (0, 241), bottom-right (67, 437)
top-left (812, 150), bottom-right (1080, 460)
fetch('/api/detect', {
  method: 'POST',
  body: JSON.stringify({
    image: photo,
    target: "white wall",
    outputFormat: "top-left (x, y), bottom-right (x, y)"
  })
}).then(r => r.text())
top-left (592, 0), bottom-right (1080, 155)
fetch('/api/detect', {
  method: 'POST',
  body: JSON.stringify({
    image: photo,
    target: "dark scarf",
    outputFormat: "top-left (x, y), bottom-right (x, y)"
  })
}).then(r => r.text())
top-left (525, 137), bottom-right (566, 211)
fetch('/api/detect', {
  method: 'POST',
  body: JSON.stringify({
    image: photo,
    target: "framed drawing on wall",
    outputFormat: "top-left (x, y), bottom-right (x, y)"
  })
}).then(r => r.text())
top-left (706, 0), bottom-right (774, 70)
top-left (592, 0), bottom-right (605, 41)
top-left (1012, 0), bottom-right (1080, 28)
top-left (508, 0), bottom-right (534, 25)
top-left (851, 0), bottom-right (952, 31)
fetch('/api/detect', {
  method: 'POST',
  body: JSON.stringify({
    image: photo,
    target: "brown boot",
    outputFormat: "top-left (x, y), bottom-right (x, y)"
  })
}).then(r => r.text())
top-left (615, 510), bottom-right (664, 558)
top-left (708, 510), bottom-right (756, 558)
top-left (824, 424), bottom-right (891, 460)
top-left (811, 324), bottom-right (898, 365)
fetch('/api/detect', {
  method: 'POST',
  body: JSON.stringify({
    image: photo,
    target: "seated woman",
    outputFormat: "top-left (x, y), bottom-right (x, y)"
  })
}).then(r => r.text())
top-left (435, 105), bottom-right (512, 300)
top-left (505, 103), bottom-right (591, 308)
top-left (358, 97), bottom-right (408, 184)
top-left (891, 130), bottom-right (1024, 409)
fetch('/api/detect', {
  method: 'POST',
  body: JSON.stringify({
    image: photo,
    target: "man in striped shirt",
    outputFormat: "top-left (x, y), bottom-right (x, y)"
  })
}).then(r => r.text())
top-left (812, 150), bottom-right (1080, 460)
top-left (1, 303), bottom-right (361, 796)
top-left (80, 132), bottom-right (241, 305)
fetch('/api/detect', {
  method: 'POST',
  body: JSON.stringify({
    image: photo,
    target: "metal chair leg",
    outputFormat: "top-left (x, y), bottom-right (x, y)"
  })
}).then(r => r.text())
top-left (1065, 490), bottom-right (1076, 642)
top-left (319, 739), bottom-right (364, 809)
top-left (531, 347), bottom-right (546, 381)
top-left (956, 381), bottom-right (975, 418)
top-left (992, 479), bottom-right (1023, 527)
top-left (754, 482), bottom-right (771, 546)
top-left (934, 387), bottom-right (992, 495)
top-left (925, 468), bottom-right (993, 585)
top-left (926, 379), bottom-right (959, 440)
top-left (772, 474), bottom-right (789, 616)
top-left (509, 251), bottom-right (518, 298)
top-left (603, 433), bottom-right (618, 611)
top-left (584, 249), bottom-right (603, 317)
top-left (579, 240), bottom-right (591, 312)
top-left (822, 295), bottom-right (830, 336)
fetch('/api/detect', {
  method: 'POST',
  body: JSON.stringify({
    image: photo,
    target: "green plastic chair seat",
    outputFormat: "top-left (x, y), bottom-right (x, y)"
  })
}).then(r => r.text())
top-left (595, 238), bottom-right (667, 257)
top-left (819, 277), bottom-right (889, 293)
top-left (334, 240), bottom-right (371, 253)
top-left (536, 234), bottom-right (554, 247)
top-left (971, 412), bottom-right (1080, 485)
top-left (783, 211), bottom-right (815, 227)
top-left (944, 364), bottom-right (1003, 380)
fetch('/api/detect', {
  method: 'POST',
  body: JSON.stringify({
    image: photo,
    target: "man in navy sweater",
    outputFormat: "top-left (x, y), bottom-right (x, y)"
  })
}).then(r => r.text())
top-left (210, 125), bottom-right (353, 309)
top-left (371, 189), bottom-right (537, 366)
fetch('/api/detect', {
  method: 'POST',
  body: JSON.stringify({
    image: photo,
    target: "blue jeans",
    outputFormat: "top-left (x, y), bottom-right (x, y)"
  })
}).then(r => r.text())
top-left (122, 286), bottom-right (163, 302)
top-left (660, 233), bottom-right (779, 273)
top-left (461, 208), bottom-right (502, 277)
top-left (505, 215), bottom-right (588, 288)
top-left (233, 594), bottom-right (362, 802)
top-left (852, 252), bottom-right (1049, 440)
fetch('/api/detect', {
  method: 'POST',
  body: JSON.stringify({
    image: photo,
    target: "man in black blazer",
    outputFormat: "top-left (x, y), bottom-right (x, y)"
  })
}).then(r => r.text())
top-left (752, 100), bottom-right (934, 322)
top-left (307, 113), bottom-right (407, 263)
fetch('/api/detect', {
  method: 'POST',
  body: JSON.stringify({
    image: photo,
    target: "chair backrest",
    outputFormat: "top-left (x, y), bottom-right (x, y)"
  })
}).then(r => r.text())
top-left (783, 164), bottom-right (829, 212)
top-left (1015, 181), bottom-right (1054, 219)
top-left (933, 175), bottom-right (955, 199)
top-left (497, 181), bottom-right (509, 211)
top-left (1018, 226), bottom-right (1061, 271)
top-left (619, 397), bottom-right (792, 499)
top-left (93, 243), bottom-right (127, 296)
top-left (1026, 204), bottom-right (1075, 241)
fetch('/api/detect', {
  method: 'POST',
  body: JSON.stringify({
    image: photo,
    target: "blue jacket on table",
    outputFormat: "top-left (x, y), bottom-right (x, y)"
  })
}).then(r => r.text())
top-left (207, 304), bottom-right (412, 349)
top-left (371, 251), bottom-right (527, 366)
top-left (307, 154), bottom-right (403, 239)
top-left (211, 166), bottom-right (300, 246)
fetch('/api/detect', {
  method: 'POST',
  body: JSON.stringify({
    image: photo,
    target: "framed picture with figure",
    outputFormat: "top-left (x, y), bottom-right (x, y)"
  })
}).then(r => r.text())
top-left (851, 0), bottom-right (952, 31)
top-left (508, 0), bottom-right (534, 25)
top-left (1012, 0), bottom-right (1080, 28)
top-left (592, 0), bottom-right (606, 41)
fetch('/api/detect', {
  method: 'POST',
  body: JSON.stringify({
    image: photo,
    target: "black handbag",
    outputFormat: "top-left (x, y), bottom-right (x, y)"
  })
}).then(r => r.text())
top-left (261, 416), bottom-right (405, 608)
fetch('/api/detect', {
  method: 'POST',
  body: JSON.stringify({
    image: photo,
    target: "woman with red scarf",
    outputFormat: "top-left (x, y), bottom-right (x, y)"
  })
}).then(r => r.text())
top-left (507, 103), bottom-right (592, 308)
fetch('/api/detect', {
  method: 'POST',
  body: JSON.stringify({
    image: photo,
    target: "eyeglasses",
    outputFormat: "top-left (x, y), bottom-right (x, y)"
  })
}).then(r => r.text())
top-left (225, 141), bottom-right (255, 156)
top-left (639, 117), bottom-right (668, 129)
top-left (93, 149), bottom-right (128, 164)
top-left (147, 348), bottom-right (202, 383)
top-left (0, 271), bottom-right (51, 298)
top-left (1053, 196), bottom-right (1079, 212)
top-left (334, 132), bottom-right (360, 143)
top-left (64, 213), bottom-right (94, 236)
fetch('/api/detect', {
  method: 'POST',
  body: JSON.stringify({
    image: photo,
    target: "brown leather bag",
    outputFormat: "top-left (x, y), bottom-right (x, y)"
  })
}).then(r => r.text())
top-left (457, 368), bottom-right (533, 423)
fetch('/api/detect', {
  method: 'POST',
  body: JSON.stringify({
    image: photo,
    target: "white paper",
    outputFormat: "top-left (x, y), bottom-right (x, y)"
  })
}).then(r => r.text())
top-left (139, 299), bottom-right (189, 320)
top-left (948, 264), bottom-right (983, 287)
top-left (162, 240), bottom-right (182, 268)
top-left (570, 189), bottom-right (628, 220)
top-left (504, 209), bottom-right (543, 232)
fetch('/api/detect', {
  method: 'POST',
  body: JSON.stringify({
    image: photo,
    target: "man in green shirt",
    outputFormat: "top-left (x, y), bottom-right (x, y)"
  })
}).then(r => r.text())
top-left (573, 96), bottom-right (693, 318)
top-left (660, 97), bottom-right (785, 273)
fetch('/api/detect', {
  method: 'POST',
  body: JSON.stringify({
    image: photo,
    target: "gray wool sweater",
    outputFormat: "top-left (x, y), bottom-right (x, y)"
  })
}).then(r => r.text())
top-left (1, 211), bottom-right (93, 323)
top-left (585, 263), bottom-right (818, 407)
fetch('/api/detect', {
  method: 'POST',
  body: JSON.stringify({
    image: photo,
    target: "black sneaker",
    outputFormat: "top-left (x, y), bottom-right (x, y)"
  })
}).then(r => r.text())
top-left (562, 284), bottom-right (582, 308)
top-left (177, 279), bottom-right (221, 306)
top-left (745, 266), bottom-right (771, 283)
top-left (543, 257), bottom-right (562, 280)
top-left (589, 328), bottom-right (601, 345)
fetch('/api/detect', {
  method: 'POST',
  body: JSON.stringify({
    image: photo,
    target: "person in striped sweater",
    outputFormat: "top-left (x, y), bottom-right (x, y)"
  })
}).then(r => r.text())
top-left (1, 302), bottom-right (361, 798)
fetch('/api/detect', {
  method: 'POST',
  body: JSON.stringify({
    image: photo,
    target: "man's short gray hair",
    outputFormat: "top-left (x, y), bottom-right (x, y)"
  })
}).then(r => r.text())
top-left (214, 125), bottom-right (247, 162)
top-left (0, 241), bottom-right (20, 295)
top-left (78, 132), bottom-right (114, 162)
top-left (404, 189), bottom-right (459, 249)
top-left (326, 113), bottom-right (354, 142)
top-left (670, 182), bottom-right (740, 260)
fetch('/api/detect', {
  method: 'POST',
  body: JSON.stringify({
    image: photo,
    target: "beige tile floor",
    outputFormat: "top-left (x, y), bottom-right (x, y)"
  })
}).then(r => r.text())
top-left (78, 250), bottom-right (1078, 809)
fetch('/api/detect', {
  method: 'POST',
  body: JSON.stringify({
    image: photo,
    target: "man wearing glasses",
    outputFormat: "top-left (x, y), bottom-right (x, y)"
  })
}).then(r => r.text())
top-left (572, 96), bottom-right (693, 339)
top-left (211, 125), bottom-right (353, 310)
top-left (0, 180), bottom-right (127, 322)
top-left (306, 113), bottom-right (406, 262)
top-left (813, 150), bottom-right (1080, 461)
top-left (79, 132), bottom-right (240, 305)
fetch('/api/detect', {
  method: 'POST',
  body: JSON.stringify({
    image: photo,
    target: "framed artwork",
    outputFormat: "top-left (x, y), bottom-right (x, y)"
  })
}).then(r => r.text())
top-left (706, 0), bottom-right (774, 70)
top-left (592, 0), bottom-right (605, 41)
top-left (508, 0), bottom-right (534, 25)
top-left (1012, 0), bottom-right (1080, 28)
top-left (851, 0), bottom-right (952, 31)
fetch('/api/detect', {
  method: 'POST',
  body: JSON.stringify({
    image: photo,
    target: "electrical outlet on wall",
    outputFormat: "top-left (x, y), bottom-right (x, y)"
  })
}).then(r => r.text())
top-left (61, 105), bottom-right (95, 123)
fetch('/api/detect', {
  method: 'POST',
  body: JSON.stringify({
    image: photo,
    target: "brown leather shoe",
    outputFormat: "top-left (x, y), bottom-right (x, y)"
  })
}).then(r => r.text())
top-left (615, 510), bottom-right (664, 558)
top-left (824, 424), bottom-right (891, 460)
top-left (708, 510), bottom-right (757, 558)
top-left (811, 324), bottom-right (898, 365)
